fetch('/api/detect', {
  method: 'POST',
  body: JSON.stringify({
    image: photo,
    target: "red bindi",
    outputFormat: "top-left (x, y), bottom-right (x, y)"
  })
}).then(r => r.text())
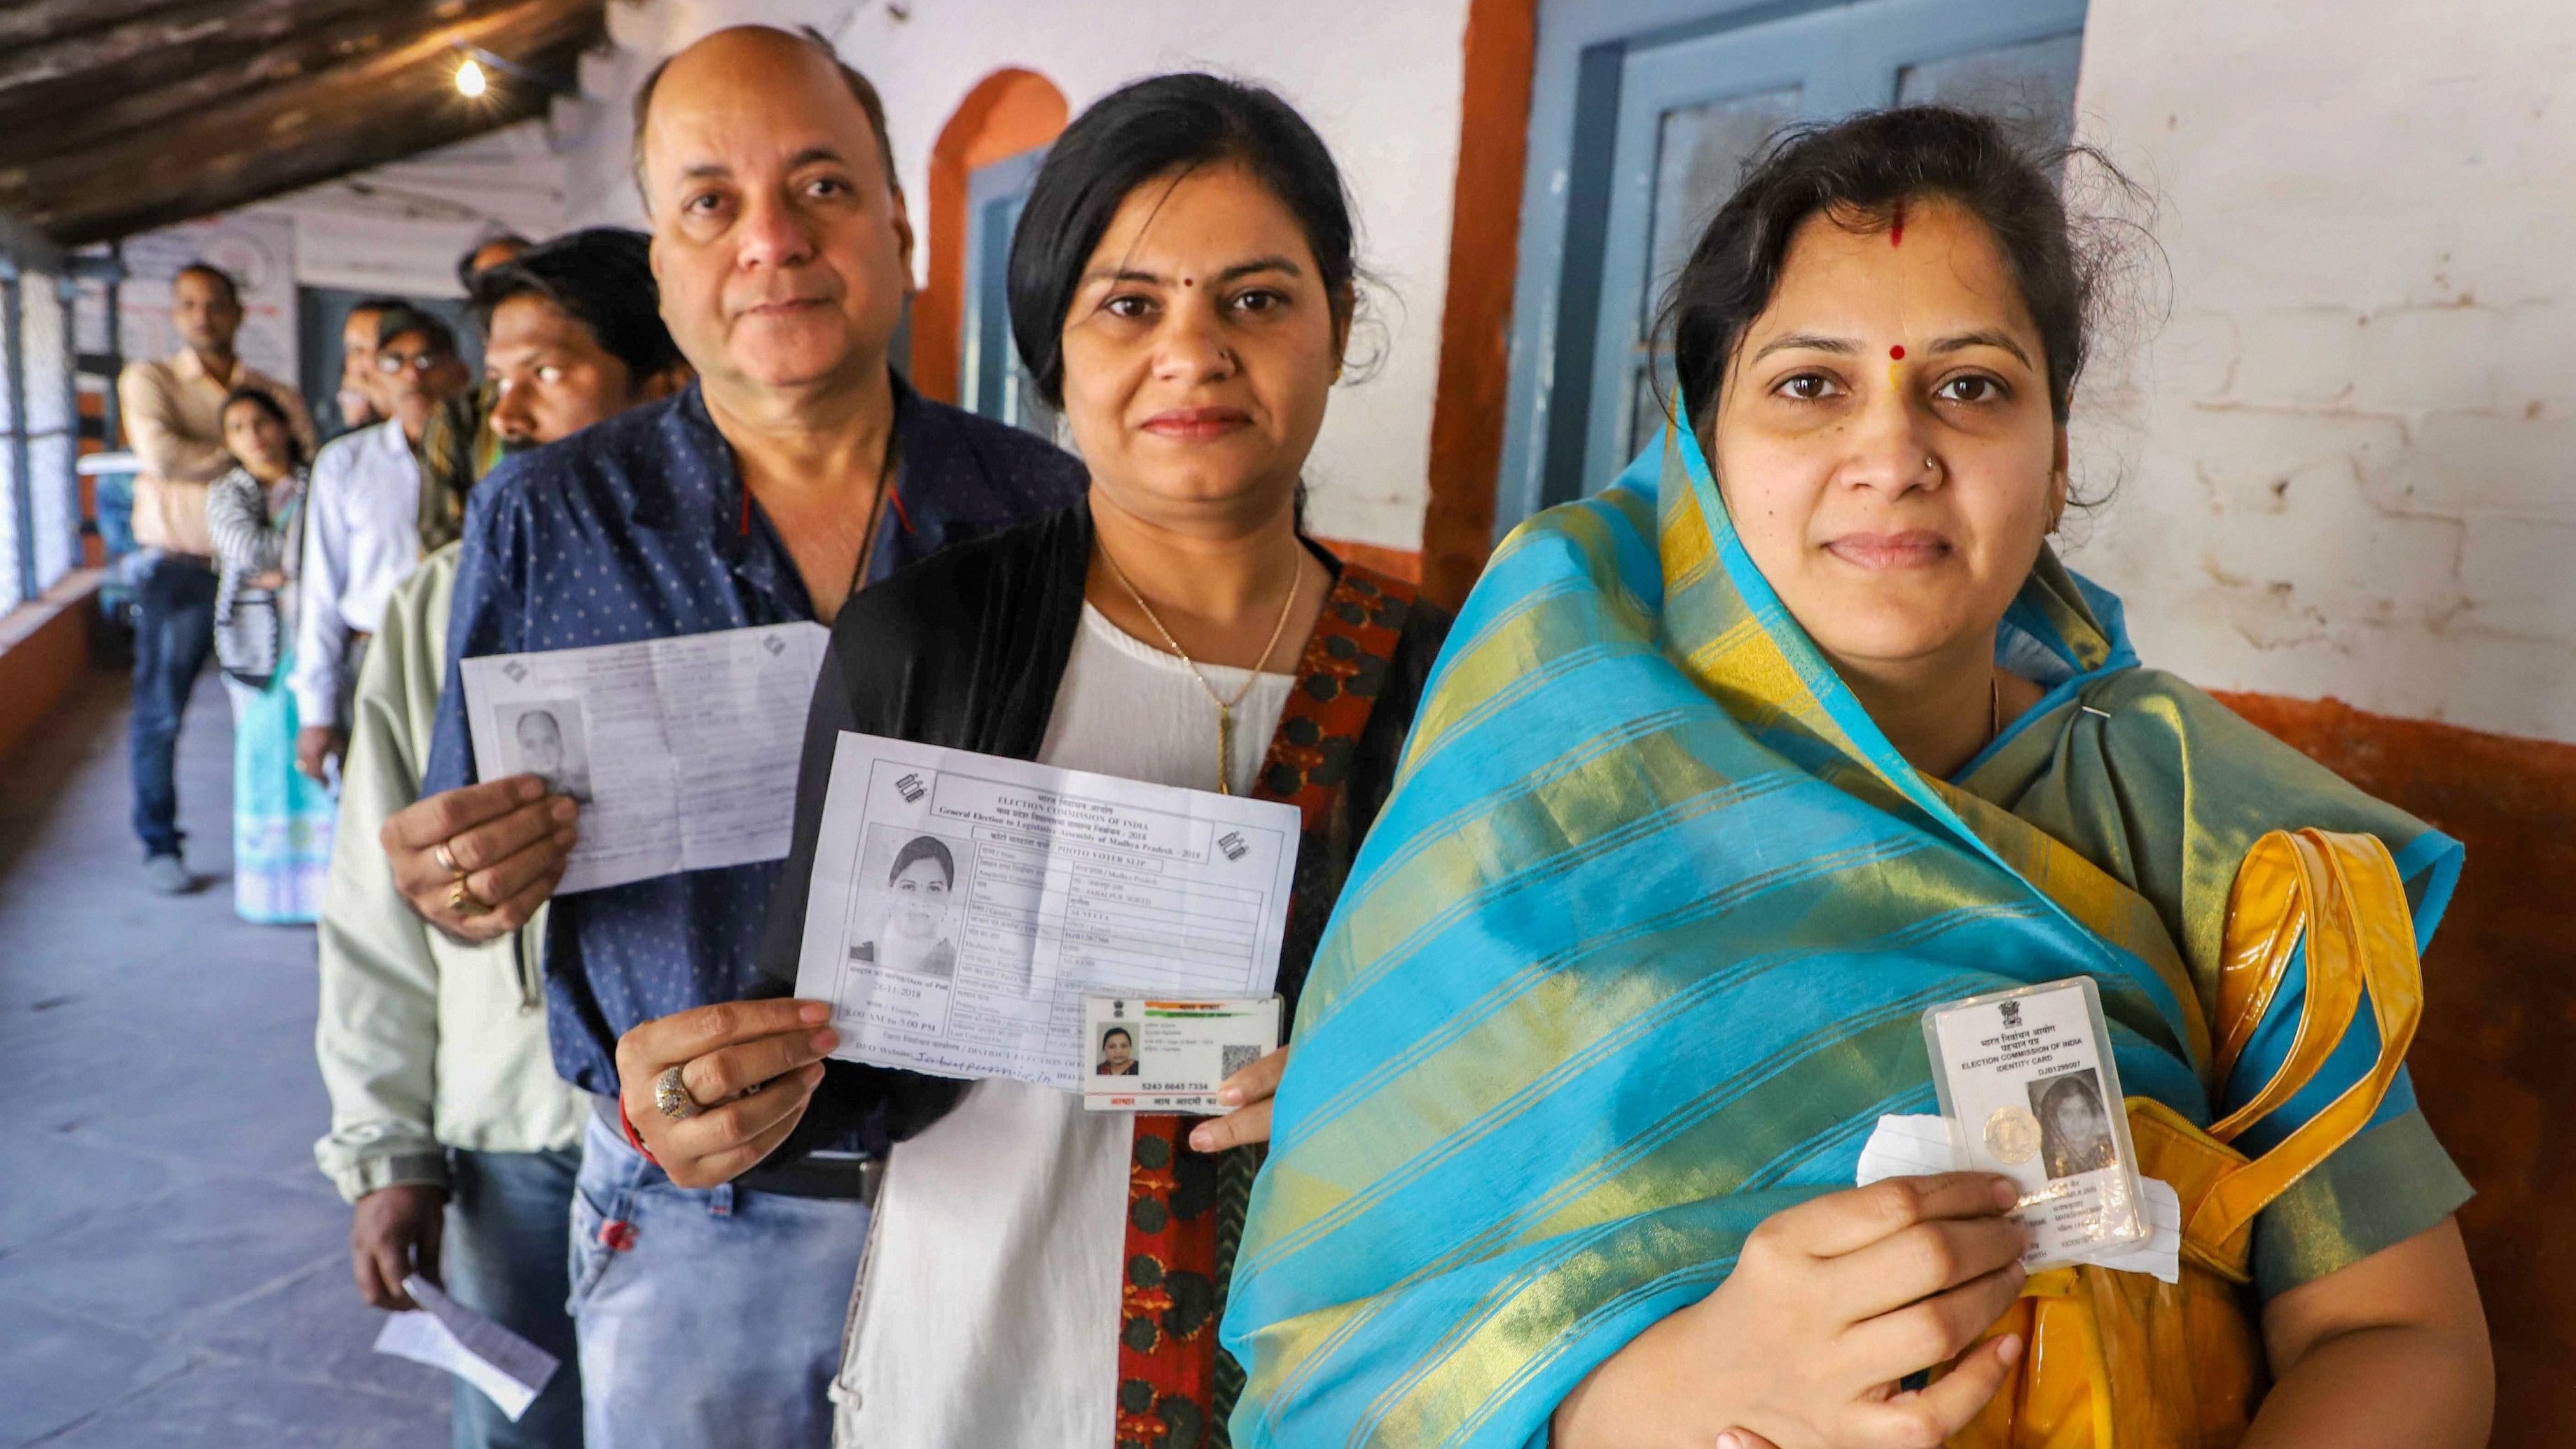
top-left (1889, 345), bottom-right (1906, 361)
top-left (1890, 201), bottom-right (1904, 247)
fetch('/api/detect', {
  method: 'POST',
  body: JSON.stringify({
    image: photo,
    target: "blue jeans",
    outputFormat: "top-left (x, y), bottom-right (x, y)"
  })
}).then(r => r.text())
top-left (128, 554), bottom-right (218, 857)
top-left (447, 1147), bottom-right (585, 1449)
top-left (568, 1111), bottom-right (869, 1448)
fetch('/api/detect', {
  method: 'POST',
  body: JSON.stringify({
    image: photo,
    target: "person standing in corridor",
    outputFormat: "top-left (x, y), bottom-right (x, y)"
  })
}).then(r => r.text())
top-left (317, 227), bottom-right (691, 1449)
top-left (116, 262), bottom-right (316, 893)
top-left (378, 28), bottom-right (1086, 1446)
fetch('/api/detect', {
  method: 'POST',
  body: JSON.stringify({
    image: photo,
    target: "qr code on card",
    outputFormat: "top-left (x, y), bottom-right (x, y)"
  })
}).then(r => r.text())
top-left (1221, 1044), bottom-right (1262, 1081)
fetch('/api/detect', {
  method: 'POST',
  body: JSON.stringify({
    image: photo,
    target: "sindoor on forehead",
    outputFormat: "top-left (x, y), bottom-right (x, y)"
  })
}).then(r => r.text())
top-left (1497, 0), bottom-right (2088, 530)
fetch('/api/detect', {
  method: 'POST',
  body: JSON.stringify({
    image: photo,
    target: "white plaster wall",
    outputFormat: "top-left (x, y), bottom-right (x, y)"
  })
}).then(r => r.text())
top-left (556, 0), bottom-right (1473, 549)
top-left (259, 124), bottom-right (572, 298)
top-left (2068, 0), bottom-right (2576, 742)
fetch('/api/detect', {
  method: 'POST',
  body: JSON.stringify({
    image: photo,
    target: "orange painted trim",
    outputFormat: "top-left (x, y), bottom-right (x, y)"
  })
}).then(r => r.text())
top-left (1418, 0), bottom-right (1539, 611)
top-left (917, 69), bottom-right (1069, 406)
top-left (0, 571), bottom-right (101, 770)
top-left (1317, 536), bottom-right (1422, 585)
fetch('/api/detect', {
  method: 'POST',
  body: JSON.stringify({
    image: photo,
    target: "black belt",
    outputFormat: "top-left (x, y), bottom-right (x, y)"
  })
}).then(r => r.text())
top-left (594, 1096), bottom-right (882, 1205)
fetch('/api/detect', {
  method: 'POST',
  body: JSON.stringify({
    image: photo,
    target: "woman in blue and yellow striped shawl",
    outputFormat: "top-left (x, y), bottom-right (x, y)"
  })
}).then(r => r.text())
top-left (1224, 109), bottom-right (2490, 1448)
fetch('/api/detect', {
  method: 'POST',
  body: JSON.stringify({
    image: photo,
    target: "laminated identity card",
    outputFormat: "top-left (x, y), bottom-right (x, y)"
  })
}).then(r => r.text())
top-left (1923, 976), bottom-right (2147, 1270)
top-left (1082, 994), bottom-right (1282, 1114)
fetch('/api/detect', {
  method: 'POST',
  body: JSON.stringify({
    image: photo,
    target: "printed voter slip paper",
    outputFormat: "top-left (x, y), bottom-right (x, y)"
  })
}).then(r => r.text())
top-left (792, 733), bottom-right (1302, 1093)
top-left (460, 622), bottom-right (829, 896)
top-left (1923, 976), bottom-right (2147, 1270)
top-left (1083, 994), bottom-right (1282, 1113)
top-left (373, 1275), bottom-right (560, 1422)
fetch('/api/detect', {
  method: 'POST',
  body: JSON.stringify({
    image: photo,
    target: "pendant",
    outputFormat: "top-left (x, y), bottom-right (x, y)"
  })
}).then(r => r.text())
top-left (1215, 704), bottom-right (1235, 796)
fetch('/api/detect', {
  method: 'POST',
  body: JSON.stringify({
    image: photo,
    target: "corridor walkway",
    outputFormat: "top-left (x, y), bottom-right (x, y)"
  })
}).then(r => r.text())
top-left (0, 665), bottom-right (445, 1446)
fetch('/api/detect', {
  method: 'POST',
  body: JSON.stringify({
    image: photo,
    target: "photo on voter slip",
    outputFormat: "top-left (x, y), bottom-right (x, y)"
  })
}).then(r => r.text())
top-left (495, 698), bottom-right (594, 803)
top-left (843, 825), bottom-right (975, 982)
top-left (1922, 977), bottom-right (2147, 1270)
top-left (1082, 994), bottom-right (1282, 1114)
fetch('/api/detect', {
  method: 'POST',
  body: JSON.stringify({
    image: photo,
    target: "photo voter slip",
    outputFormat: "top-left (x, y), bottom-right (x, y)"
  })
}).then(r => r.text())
top-left (1923, 976), bottom-right (2147, 1270)
top-left (1083, 994), bottom-right (1280, 1114)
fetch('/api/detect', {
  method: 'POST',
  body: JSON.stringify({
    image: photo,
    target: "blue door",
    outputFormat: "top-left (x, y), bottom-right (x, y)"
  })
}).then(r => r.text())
top-left (1499, 0), bottom-right (2087, 527)
top-left (960, 146), bottom-right (1056, 438)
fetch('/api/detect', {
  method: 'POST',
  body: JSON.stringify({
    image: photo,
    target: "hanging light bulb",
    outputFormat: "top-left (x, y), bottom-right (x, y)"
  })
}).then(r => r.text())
top-left (455, 57), bottom-right (488, 97)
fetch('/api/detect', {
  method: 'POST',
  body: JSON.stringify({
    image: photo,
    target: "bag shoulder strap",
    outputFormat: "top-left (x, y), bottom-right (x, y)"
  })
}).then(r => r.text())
top-left (2187, 829), bottom-right (2425, 1255)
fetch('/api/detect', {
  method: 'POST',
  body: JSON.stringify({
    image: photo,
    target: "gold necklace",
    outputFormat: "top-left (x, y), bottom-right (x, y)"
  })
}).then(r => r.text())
top-left (1990, 672), bottom-right (2002, 742)
top-left (1100, 545), bottom-right (1303, 795)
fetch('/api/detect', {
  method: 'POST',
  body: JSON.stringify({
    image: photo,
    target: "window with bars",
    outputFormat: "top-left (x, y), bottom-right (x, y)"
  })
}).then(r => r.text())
top-left (0, 255), bottom-right (80, 613)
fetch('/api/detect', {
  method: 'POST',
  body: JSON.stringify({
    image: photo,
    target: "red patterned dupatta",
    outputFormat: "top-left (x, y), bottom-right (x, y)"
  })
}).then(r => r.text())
top-left (1113, 564), bottom-right (1418, 1449)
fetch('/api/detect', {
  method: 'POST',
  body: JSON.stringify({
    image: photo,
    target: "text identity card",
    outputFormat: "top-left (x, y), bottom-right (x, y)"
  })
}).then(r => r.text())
top-left (1082, 994), bottom-right (1282, 1113)
top-left (1923, 976), bottom-right (2147, 1270)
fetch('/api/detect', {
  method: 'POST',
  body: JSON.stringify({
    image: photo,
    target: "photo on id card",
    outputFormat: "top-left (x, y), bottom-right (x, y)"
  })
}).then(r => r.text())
top-left (1922, 976), bottom-right (2145, 1269)
top-left (1081, 995), bottom-right (1280, 1114)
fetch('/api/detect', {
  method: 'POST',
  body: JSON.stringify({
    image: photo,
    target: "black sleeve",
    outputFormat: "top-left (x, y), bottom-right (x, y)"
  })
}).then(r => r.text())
top-left (752, 513), bottom-right (1091, 1153)
top-left (756, 626), bottom-right (868, 990)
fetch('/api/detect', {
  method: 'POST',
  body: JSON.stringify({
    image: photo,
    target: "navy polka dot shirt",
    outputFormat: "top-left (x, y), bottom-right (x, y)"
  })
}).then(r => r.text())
top-left (424, 373), bottom-right (1087, 1099)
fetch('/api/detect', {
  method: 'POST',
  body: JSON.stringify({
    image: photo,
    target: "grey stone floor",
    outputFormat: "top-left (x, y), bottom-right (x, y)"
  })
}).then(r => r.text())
top-left (0, 665), bottom-right (448, 1447)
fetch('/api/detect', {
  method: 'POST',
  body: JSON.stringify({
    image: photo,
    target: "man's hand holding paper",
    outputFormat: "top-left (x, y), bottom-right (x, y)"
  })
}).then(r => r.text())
top-left (457, 622), bottom-right (829, 896)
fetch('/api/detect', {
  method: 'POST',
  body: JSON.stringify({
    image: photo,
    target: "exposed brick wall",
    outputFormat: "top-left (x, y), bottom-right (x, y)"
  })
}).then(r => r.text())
top-left (2072, 1), bottom-right (2576, 745)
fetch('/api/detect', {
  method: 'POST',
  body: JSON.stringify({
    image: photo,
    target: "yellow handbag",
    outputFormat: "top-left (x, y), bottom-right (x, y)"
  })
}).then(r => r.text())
top-left (1949, 829), bottom-right (2428, 1448)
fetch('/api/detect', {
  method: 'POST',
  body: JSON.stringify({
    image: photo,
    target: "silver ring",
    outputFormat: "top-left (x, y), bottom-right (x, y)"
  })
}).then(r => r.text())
top-left (434, 840), bottom-right (462, 877)
top-left (653, 1063), bottom-right (701, 1121)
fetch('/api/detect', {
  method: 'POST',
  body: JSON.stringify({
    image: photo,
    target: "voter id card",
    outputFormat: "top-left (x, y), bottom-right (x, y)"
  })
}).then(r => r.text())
top-left (1923, 977), bottom-right (2146, 1270)
top-left (1082, 995), bottom-right (1281, 1114)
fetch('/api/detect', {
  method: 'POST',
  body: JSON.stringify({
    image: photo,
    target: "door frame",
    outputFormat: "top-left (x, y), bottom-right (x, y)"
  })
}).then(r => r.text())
top-left (1496, 0), bottom-right (1850, 542)
top-left (959, 145), bottom-right (1050, 427)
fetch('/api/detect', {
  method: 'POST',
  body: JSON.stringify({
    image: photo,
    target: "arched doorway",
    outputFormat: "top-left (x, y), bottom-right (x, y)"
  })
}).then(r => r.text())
top-left (914, 67), bottom-right (1067, 420)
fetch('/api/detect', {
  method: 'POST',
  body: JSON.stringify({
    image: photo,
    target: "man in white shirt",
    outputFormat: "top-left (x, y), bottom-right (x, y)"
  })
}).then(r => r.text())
top-left (331, 296), bottom-right (404, 436)
top-left (293, 307), bottom-right (469, 780)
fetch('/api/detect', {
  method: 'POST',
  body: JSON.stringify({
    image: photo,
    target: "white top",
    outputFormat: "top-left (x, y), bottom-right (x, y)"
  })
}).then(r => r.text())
top-left (292, 420), bottom-right (422, 726)
top-left (831, 603), bottom-right (1296, 1445)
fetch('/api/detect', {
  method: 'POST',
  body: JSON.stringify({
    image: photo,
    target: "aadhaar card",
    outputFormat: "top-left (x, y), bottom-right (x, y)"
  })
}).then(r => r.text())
top-left (1082, 995), bottom-right (1281, 1114)
top-left (1923, 977), bottom-right (2147, 1270)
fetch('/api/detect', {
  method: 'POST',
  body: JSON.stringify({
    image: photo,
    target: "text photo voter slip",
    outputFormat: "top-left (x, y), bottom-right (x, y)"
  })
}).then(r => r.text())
top-left (1083, 995), bottom-right (1281, 1114)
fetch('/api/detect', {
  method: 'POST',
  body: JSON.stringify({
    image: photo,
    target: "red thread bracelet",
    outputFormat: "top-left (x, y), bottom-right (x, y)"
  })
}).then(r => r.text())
top-left (619, 1098), bottom-right (660, 1166)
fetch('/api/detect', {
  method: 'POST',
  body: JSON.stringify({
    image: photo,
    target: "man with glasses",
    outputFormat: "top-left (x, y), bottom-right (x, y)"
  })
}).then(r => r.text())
top-left (293, 306), bottom-right (471, 782)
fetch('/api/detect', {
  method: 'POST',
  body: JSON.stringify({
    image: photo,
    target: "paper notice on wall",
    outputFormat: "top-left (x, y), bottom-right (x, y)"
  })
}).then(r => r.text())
top-left (791, 733), bottom-right (1302, 1091)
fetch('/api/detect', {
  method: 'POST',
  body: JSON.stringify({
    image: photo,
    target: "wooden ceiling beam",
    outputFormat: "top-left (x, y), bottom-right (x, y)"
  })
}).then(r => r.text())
top-left (0, 0), bottom-right (547, 169)
top-left (0, 0), bottom-right (392, 95)
top-left (46, 68), bottom-right (561, 247)
top-left (0, 0), bottom-right (604, 245)
top-left (0, 0), bottom-right (202, 53)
